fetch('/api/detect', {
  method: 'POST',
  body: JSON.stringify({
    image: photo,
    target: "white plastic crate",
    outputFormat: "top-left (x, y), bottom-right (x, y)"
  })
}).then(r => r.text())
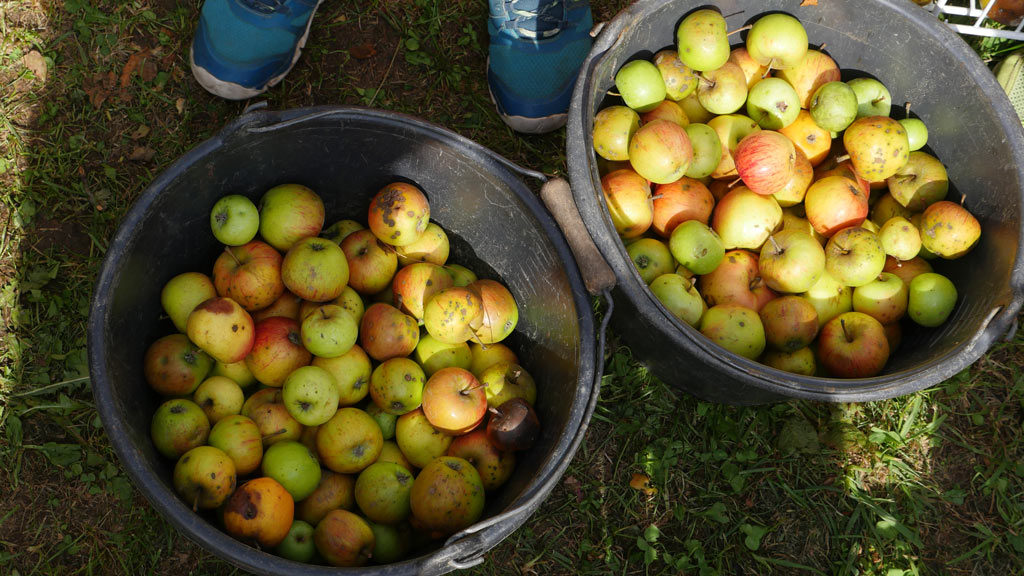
top-left (933, 0), bottom-right (1024, 41)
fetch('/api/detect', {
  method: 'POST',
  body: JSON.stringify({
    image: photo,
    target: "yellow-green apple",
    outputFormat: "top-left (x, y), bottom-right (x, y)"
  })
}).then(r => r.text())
top-left (900, 117), bottom-right (929, 151)
top-left (253, 289), bottom-right (303, 323)
top-left (761, 347), bottom-right (816, 375)
top-left (296, 470), bottom-right (356, 526)
top-left (211, 359), bottom-right (258, 389)
top-left (758, 295), bottom-right (819, 352)
top-left (392, 262), bottom-right (455, 321)
top-left (676, 9), bottom-right (729, 71)
top-left (628, 119), bottom-right (693, 184)
top-left (447, 428), bottom-right (515, 492)
top-left (469, 342), bottom-right (519, 378)
top-left (479, 361), bottom-right (536, 408)
top-left (282, 365), bottom-right (340, 426)
top-left (919, 200), bottom-right (981, 258)
top-left (711, 186), bottom-right (782, 250)
top-left (301, 304), bottom-right (358, 358)
top-left (669, 220), bottom-right (724, 276)
top-left (212, 241), bottom-right (284, 312)
top-left (772, 146), bottom-right (813, 208)
top-left (654, 49), bottom-right (698, 100)
top-left (824, 226), bottom-right (887, 287)
top-left (314, 509), bottom-right (375, 567)
top-left (151, 398), bottom-right (210, 460)
top-left (809, 81), bottom-right (858, 132)
top-left (422, 287), bottom-right (483, 345)
top-left (317, 407), bottom-right (383, 474)
top-left (682, 124), bottom-right (723, 180)
top-left (186, 297), bottom-right (255, 364)
top-left (817, 311), bottom-right (890, 377)
top-left (210, 194), bottom-right (260, 246)
top-left (707, 113), bottom-right (760, 179)
top-left (368, 182), bottom-right (431, 247)
top-left (193, 376), bottom-right (244, 423)
top-left (781, 206), bottom-right (826, 245)
top-left (803, 175), bottom-right (869, 237)
top-left (847, 77), bottom-right (892, 118)
top-left (415, 334), bottom-right (472, 377)
top-left (395, 222), bottom-right (449, 267)
top-left (422, 367), bottom-right (487, 435)
top-left (378, 440), bottom-right (415, 474)
top-left (250, 402), bottom-right (304, 446)
top-left (745, 78), bottom-right (801, 129)
top-left (258, 183), bottom-right (325, 252)
top-left (852, 272), bottom-right (909, 324)
top-left (843, 116), bottom-right (909, 182)
top-left (649, 273), bottom-right (706, 327)
top-left (734, 130), bottom-right (796, 196)
top-left (395, 408), bottom-right (453, 469)
top-left (746, 13), bottom-right (808, 70)
top-left (161, 272), bottom-right (217, 333)
top-left (240, 386), bottom-right (282, 418)
top-left (322, 219), bottom-right (365, 244)
top-left (698, 249), bottom-right (777, 311)
top-left (778, 110), bottom-right (831, 167)
top-left (224, 477), bottom-right (294, 548)
top-left (359, 302), bottom-right (420, 361)
top-left (885, 151), bottom-right (948, 211)
top-left (281, 236), bottom-right (349, 302)
top-left (173, 445), bottom-right (236, 510)
top-left (878, 217), bottom-right (921, 261)
top-left (468, 279), bottom-right (519, 344)
top-left (261, 440), bottom-right (321, 501)
top-left (627, 237), bottom-right (675, 285)
top-left (313, 345), bottom-right (372, 406)
top-left (758, 230), bottom-right (826, 294)
top-left (144, 333), bottom-right (213, 396)
top-left (602, 168), bottom-right (653, 239)
top-left (908, 272), bottom-right (958, 327)
top-left (883, 255), bottom-right (932, 287)
top-left (276, 520), bottom-right (316, 563)
top-left (727, 47), bottom-right (768, 90)
top-left (354, 461), bottom-right (414, 525)
top-left (699, 303), bottom-right (766, 360)
top-left (614, 59), bottom-right (666, 112)
top-left (208, 414), bottom-right (263, 476)
top-left (696, 61), bottom-right (748, 115)
top-left (486, 397), bottom-right (541, 451)
top-left (870, 193), bottom-right (915, 227)
top-left (341, 228), bottom-right (398, 296)
top-left (410, 457), bottom-right (485, 535)
top-left (370, 357), bottom-right (426, 416)
top-left (641, 97), bottom-right (689, 127)
top-left (799, 270), bottom-right (853, 328)
top-left (776, 49), bottom-right (840, 108)
top-left (245, 316), bottom-right (311, 386)
top-left (593, 106), bottom-right (640, 161)
top-left (366, 402), bottom-right (398, 440)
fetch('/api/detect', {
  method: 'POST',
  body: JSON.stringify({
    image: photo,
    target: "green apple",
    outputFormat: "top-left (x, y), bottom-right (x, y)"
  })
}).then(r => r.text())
top-left (653, 49), bottom-right (698, 100)
top-left (365, 401), bottom-right (398, 440)
top-left (151, 398), bottom-right (210, 460)
top-left (886, 151), bottom-right (948, 211)
top-left (761, 346), bottom-right (816, 375)
top-left (173, 445), bottom-right (236, 510)
top-left (354, 461), bottom-right (414, 525)
top-left (649, 273), bottom-right (705, 327)
top-left (258, 183), bottom-right (325, 252)
top-left (479, 361), bottom-right (537, 408)
top-left (696, 61), bottom-right (748, 115)
top-left (799, 270), bottom-right (853, 328)
top-left (824, 227), bottom-right (886, 288)
top-left (592, 105), bottom-right (641, 162)
top-left (919, 200), bottom-right (981, 259)
top-left (370, 357), bottom-right (426, 416)
top-left (414, 333), bottom-right (473, 377)
top-left (852, 272), bottom-right (909, 325)
top-left (809, 81), bottom-right (858, 132)
top-left (282, 365), bottom-right (340, 427)
top-left (262, 440), bottom-right (322, 501)
top-left (312, 345), bottom-right (372, 406)
top-left (615, 59), bottom-right (666, 113)
top-left (276, 520), bottom-right (316, 563)
top-left (628, 119), bottom-right (693, 184)
top-left (746, 13), bottom-right (808, 70)
top-left (745, 77), bottom-right (801, 129)
top-left (846, 77), bottom-right (892, 118)
top-left (208, 414), bottom-right (263, 476)
top-left (900, 117), bottom-right (928, 151)
top-left (192, 375), bottom-right (244, 424)
top-left (878, 217), bottom-right (922, 261)
top-left (676, 9), bottom-right (730, 71)
top-left (367, 522), bottom-right (410, 564)
top-left (758, 230), bottom-right (825, 294)
top-left (317, 407), bottom-right (384, 474)
top-left (669, 220), bottom-right (724, 275)
top-left (908, 272), bottom-right (957, 327)
top-left (161, 272), bottom-right (217, 333)
top-left (281, 236), bottom-right (350, 303)
top-left (322, 219), bottom-right (365, 244)
top-left (395, 408), bottom-right (452, 469)
top-left (210, 359), bottom-right (257, 389)
top-left (210, 194), bottom-right (259, 246)
top-left (683, 123), bottom-right (723, 179)
top-left (301, 304), bottom-right (358, 358)
top-left (698, 303), bottom-right (766, 360)
top-left (627, 237), bottom-right (676, 284)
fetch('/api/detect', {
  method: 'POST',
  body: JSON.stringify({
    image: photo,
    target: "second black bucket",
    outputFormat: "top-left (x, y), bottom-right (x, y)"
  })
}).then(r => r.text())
top-left (567, 0), bottom-right (1024, 404)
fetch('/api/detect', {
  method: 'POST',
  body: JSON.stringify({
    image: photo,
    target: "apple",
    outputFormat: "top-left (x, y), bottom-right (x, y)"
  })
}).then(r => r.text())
top-left (733, 130), bottom-right (797, 196)
top-left (649, 273), bottom-right (706, 327)
top-left (486, 397), bottom-right (541, 452)
top-left (282, 365), bottom-right (340, 427)
top-left (193, 376), bottom-right (244, 424)
top-left (468, 279), bottom-right (519, 345)
top-left (208, 414), bottom-right (263, 476)
top-left (800, 270), bottom-right (853, 328)
top-left (861, 219), bottom-right (881, 234)
top-left (447, 428), bottom-right (516, 492)
top-left (870, 193), bottom-right (915, 227)
top-left (296, 470), bottom-right (356, 526)
top-left (592, 105), bottom-right (640, 161)
top-left (251, 402), bottom-right (304, 446)
top-left (758, 230), bottom-right (825, 294)
top-left (392, 262), bottom-right (455, 321)
top-left (817, 311), bottom-right (890, 378)
top-left (281, 236), bottom-right (349, 302)
top-left (601, 168), bottom-right (653, 239)
top-left (681, 124), bottom-right (723, 180)
top-left (409, 457), bottom-right (485, 535)
top-left (675, 9), bottom-right (730, 71)
top-left (313, 344), bottom-right (372, 406)
top-left (261, 440), bottom-right (321, 501)
top-left (317, 407), bottom-right (383, 474)
top-left (301, 304), bottom-right (358, 358)
top-left (240, 386), bottom-right (282, 418)
top-left (341, 228), bottom-right (398, 296)
top-left (844, 116), bottom-right (910, 182)
top-left (469, 342), bottom-right (519, 378)
top-left (394, 222), bottom-right (450, 267)
top-left (883, 255), bottom-right (933, 287)
top-left (908, 272), bottom-right (958, 327)
top-left (919, 200), bottom-right (981, 258)
top-left (696, 61), bottom-right (748, 115)
top-left (422, 287), bottom-right (483, 345)
top-left (173, 445), bottom-right (236, 510)
top-left (781, 205), bottom-right (825, 245)
top-left (253, 289), bottom-right (303, 323)
top-left (322, 218), bottom-right (365, 244)
top-left (210, 194), bottom-right (259, 246)
top-left (615, 59), bottom-right (666, 112)
top-left (366, 401), bottom-right (398, 440)
top-left (395, 408), bottom-right (453, 469)
top-left (212, 241), bottom-right (284, 313)
top-left (377, 440), bottom-right (415, 475)
top-left (707, 113), bottom-right (760, 179)
top-left (900, 117), bottom-right (929, 151)
top-left (772, 146), bottom-right (813, 208)
top-left (354, 461), bottom-right (414, 525)
top-left (803, 175), bottom-right (869, 237)
top-left (698, 249), bottom-right (777, 311)
top-left (776, 49), bottom-right (840, 108)
top-left (653, 49), bottom-right (698, 100)
top-left (479, 361), bottom-right (536, 408)
top-left (669, 220), bottom-right (724, 275)
top-left (878, 217), bottom-right (922, 261)
top-left (276, 520), bottom-right (316, 563)
top-left (258, 183), bottom-right (325, 252)
top-left (824, 227), bottom-right (887, 287)
top-left (359, 302), bottom-right (420, 361)
top-left (224, 477), bottom-right (294, 548)
top-left (746, 13), bottom-right (808, 70)
top-left (699, 303), bottom-right (766, 360)
top-left (415, 333), bottom-right (473, 377)
top-left (711, 186), bottom-right (783, 250)
top-left (745, 77), bottom-right (801, 129)
top-left (245, 316), bottom-right (311, 387)
top-left (628, 119), bottom-right (693, 184)
top-left (640, 99), bottom-right (690, 128)
top-left (758, 295), bottom-right (818, 352)
top-left (814, 159), bottom-right (871, 199)
top-left (161, 272), bottom-right (218, 333)
top-left (627, 237), bottom-right (674, 285)
top-left (852, 272), bottom-right (909, 325)
top-left (761, 347), bottom-right (816, 375)
top-left (653, 177), bottom-right (715, 238)
top-left (370, 357), bottom-right (426, 416)
top-left (422, 367), bottom-right (487, 435)
top-left (808, 81), bottom-right (858, 132)
top-left (727, 47), bottom-right (768, 90)
top-left (680, 92), bottom-right (714, 124)
top-left (144, 333), bottom-right (213, 396)
top-left (847, 77), bottom-right (892, 118)
top-left (151, 398), bottom-right (210, 460)
top-left (314, 509), bottom-right (375, 567)
top-left (886, 151), bottom-right (949, 211)
top-left (368, 181), bottom-right (431, 247)
top-left (184, 297), bottom-right (255, 364)
top-left (777, 110), bottom-right (831, 167)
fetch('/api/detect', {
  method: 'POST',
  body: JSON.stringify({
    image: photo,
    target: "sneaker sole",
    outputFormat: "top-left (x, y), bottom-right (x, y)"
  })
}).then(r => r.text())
top-left (189, 0), bottom-right (324, 100)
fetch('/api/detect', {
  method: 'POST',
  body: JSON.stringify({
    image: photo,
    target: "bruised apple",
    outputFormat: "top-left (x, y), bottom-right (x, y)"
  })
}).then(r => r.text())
top-left (359, 303), bottom-right (420, 362)
top-left (368, 182), bottom-right (431, 247)
top-left (186, 297), bottom-right (255, 364)
top-left (223, 477), bottom-right (294, 548)
top-left (409, 457), bottom-right (485, 535)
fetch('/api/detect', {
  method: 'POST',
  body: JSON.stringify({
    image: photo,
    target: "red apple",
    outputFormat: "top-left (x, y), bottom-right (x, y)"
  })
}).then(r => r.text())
top-left (698, 249), bottom-right (777, 311)
top-left (341, 228), bottom-right (398, 296)
top-left (245, 316), bottom-right (312, 387)
top-left (421, 367), bottom-right (487, 436)
top-left (359, 303), bottom-right (420, 362)
top-left (212, 241), bottom-right (285, 312)
top-left (817, 311), bottom-right (890, 378)
top-left (803, 175), bottom-right (869, 237)
top-left (447, 428), bottom-right (515, 492)
top-left (651, 177), bottom-right (715, 237)
top-left (144, 333), bottom-right (214, 396)
top-left (733, 130), bottom-right (797, 196)
top-left (758, 295), bottom-right (818, 352)
top-left (601, 168), bottom-right (653, 239)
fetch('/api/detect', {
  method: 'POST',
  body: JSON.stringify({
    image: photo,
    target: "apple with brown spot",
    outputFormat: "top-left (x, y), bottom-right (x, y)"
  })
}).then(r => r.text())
top-left (392, 262), bottom-right (454, 321)
top-left (341, 228), bottom-right (398, 296)
top-left (223, 476), bottom-right (294, 548)
top-left (368, 182), bottom-right (431, 247)
top-left (296, 469), bottom-right (356, 526)
top-left (244, 316), bottom-right (311, 386)
top-left (212, 241), bottom-right (285, 312)
top-left (447, 428), bottom-right (515, 492)
top-left (186, 297), bottom-right (255, 364)
top-left (409, 457), bottom-right (485, 535)
top-left (173, 445), bottom-right (236, 511)
top-left (314, 509), bottom-right (375, 567)
top-left (143, 333), bottom-right (213, 396)
top-left (316, 407), bottom-right (383, 474)
top-left (359, 303), bottom-right (420, 362)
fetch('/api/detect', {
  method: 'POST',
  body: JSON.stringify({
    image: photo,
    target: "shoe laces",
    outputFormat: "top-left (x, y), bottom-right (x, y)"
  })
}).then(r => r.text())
top-left (240, 0), bottom-right (288, 14)
top-left (500, 0), bottom-right (573, 39)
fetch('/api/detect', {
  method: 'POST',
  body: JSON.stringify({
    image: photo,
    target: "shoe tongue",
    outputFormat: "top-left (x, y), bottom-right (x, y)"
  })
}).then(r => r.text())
top-left (240, 0), bottom-right (287, 14)
top-left (506, 0), bottom-right (565, 38)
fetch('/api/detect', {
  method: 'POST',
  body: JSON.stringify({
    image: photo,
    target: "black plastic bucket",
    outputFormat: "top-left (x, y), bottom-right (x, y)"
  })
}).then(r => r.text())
top-left (567, 0), bottom-right (1024, 404)
top-left (88, 106), bottom-right (604, 575)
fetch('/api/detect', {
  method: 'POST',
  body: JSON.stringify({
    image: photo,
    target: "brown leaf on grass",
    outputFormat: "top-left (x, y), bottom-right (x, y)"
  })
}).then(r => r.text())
top-left (630, 473), bottom-right (658, 496)
top-left (175, 98), bottom-right (186, 115)
top-left (350, 42), bottom-right (377, 59)
top-left (130, 125), bottom-right (150, 140)
top-left (23, 50), bottom-right (47, 82)
top-left (141, 60), bottom-right (158, 82)
top-left (129, 146), bottom-right (156, 162)
top-left (800, 0), bottom-right (818, 5)
top-left (563, 475), bottom-right (582, 502)
top-left (119, 49), bottom-right (151, 89)
top-left (85, 71), bottom-right (117, 108)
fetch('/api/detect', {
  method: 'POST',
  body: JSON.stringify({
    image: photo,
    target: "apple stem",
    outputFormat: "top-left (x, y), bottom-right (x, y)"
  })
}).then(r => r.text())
top-left (960, 194), bottom-right (967, 206)
top-left (872, 95), bottom-right (886, 105)
top-left (728, 177), bottom-right (743, 188)
top-left (905, 101), bottom-right (912, 116)
top-left (488, 406), bottom-right (502, 417)
top-left (768, 234), bottom-right (783, 253)
top-left (726, 24), bottom-right (752, 36)
top-left (607, 90), bottom-right (621, 97)
top-left (262, 429), bottom-right (287, 442)
top-left (762, 59), bottom-right (774, 79)
top-left (749, 276), bottom-right (764, 291)
top-left (841, 318), bottom-right (853, 343)
top-left (895, 174), bottom-right (916, 184)
top-left (650, 194), bottom-right (664, 201)
top-left (462, 382), bottom-right (488, 395)
top-left (819, 43), bottom-right (828, 50)
top-left (696, 73), bottom-right (715, 88)
top-left (224, 246), bottom-right (241, 266)
top-left (834, 154), bottom-right (850, 164)
top-left (320, 307), bottom-right (329, 320)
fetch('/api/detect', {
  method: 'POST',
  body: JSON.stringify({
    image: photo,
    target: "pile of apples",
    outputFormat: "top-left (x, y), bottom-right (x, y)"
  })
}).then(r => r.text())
top-left (145, 181), bottom-right (541, 566)
top-left (595, 8), bottom-right (981, 378)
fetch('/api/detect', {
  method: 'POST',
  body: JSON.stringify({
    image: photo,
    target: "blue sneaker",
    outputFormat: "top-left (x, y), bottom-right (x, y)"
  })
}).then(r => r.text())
top-left (488, 0), bottom-right (594, 134)
top-left (190, 0), bottom-right (322, 100)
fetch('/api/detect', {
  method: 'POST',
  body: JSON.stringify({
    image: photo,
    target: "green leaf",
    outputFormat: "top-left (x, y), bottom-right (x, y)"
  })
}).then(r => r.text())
top-left (776, 415), bottom-right (820, 454)
top-left (405, 37), bottom-right (420, 51)
top-left (5, 414), bottom-right (22, 446)
top-left (39, 442), bottom-right (81, 466)
top-left (941, 488), bottom-right (966, 505)
top-left (740, 523), bottom-right (768, 551)
top-left (643, 524), bottom-right (660, 543)
top-left (703, 502), bottom-right (729, 524)
top-left (876, 519), bottom-right (899, 540)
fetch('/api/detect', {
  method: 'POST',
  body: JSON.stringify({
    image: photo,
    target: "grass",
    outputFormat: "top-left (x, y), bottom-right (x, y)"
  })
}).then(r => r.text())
top-left (2, 0), bottom-right (1023, 574)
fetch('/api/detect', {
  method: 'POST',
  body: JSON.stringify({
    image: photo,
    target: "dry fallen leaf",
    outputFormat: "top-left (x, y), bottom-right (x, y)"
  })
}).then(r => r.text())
top-left (85, 71), bottom-right (117, 108)
top-left (350, 42), bottom-right (377, 60)
top-left (141, 60), bottom-right (158, 82)
top-left (120, 49), bottom-right (151, 89)
top-left (800, 0), bottom-right (818, 6)
top-left (23, 50), bottom-right (47, 82)
top-left (630, 473), bottom-right (658, 496)
top-left (175, 98), bottom-right (186, 115)
top-left (130, 125), bottom-right (150, 140)
top-left (129, 146), bottom-right (156, 162)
